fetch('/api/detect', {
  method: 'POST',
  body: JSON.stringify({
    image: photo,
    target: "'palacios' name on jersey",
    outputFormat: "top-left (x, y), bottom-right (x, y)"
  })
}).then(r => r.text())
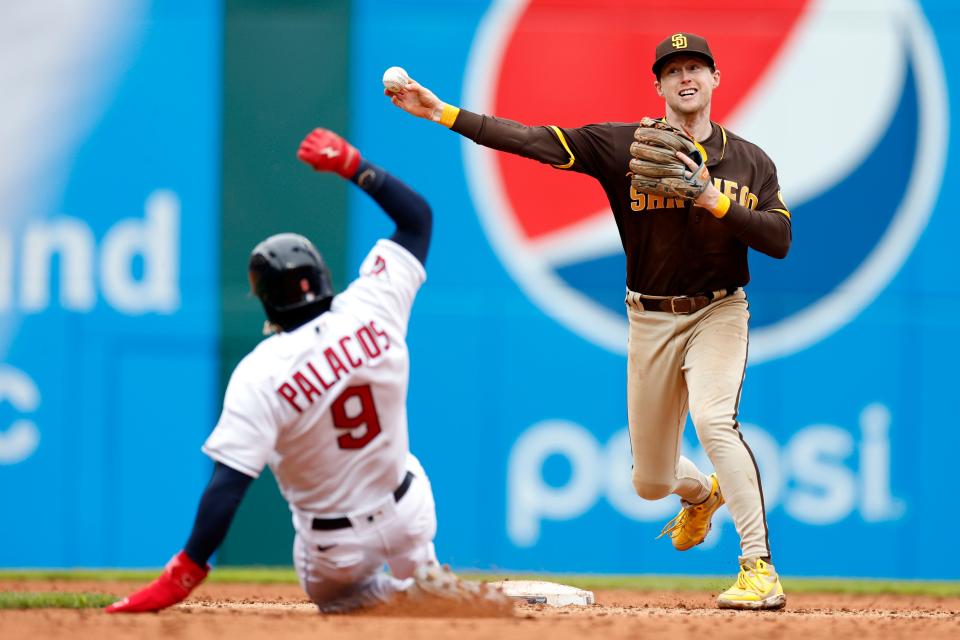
top-left (277, 320), bottom-right (391, 413)
top-left (630, 178), bottom-right (760, 212)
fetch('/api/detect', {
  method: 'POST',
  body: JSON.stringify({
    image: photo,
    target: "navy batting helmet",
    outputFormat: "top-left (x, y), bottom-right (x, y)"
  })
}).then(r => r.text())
top-left (248, 233), bottom-right (334, 332)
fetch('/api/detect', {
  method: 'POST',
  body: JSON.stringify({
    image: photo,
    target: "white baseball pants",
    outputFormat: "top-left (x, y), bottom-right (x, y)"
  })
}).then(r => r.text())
top-left (291, 454), bottom-right (438, 612)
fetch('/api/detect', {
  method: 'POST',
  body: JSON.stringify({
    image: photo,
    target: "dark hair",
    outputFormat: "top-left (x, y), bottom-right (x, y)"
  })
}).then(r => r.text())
top-left (655, 53), bottom-right (716, 79)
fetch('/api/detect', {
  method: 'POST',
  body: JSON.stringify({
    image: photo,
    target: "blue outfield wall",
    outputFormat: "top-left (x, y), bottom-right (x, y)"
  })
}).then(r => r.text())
top-left (0, 1), bottom-right (221, 566)
top-left (350, 0), bottom-right (960, 579)
top-left (3, 0), bottom-right (959, 579)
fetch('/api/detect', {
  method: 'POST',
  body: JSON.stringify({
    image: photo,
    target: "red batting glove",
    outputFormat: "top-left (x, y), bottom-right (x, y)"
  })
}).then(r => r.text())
top-left (104, 551), bottom-right (209, 613)
top-left (297, 128), bottom-right (361, 179)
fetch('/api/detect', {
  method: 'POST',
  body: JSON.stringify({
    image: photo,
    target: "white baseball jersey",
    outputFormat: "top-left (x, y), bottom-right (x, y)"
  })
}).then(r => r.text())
top-left (203, 239), bottom-right (426, 518)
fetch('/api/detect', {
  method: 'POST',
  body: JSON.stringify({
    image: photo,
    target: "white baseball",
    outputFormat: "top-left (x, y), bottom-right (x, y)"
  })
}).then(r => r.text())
top-left (382, 66), bottom-right (410, 93)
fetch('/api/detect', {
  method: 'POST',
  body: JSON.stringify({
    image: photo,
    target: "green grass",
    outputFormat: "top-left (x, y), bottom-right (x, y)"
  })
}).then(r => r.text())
top-left (0, 592), bottom-right (117, 610)
top-left (472, 573), bottom-right (960, 597)
top-left (2, 568), bottom-right (959, 597)
top-left (0, 567), bottom-right (298, 584)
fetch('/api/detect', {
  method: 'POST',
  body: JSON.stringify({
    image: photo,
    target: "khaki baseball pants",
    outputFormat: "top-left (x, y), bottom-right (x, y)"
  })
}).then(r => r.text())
top-left (625, 288), bottom-right (770, 560)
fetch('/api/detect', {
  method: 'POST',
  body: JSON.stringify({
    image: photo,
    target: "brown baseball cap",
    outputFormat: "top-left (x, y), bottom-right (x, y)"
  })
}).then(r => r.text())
top-left (652, 33), bottom-right (715, 76)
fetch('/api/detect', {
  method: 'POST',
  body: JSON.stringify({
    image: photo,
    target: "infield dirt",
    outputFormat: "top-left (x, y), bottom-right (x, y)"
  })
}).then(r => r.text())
top-left (1, 579), bottom-right (958, 639)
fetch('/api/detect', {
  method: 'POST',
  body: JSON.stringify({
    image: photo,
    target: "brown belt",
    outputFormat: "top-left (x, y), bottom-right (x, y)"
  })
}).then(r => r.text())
top-left (627, 288), bottom-right (735, 315)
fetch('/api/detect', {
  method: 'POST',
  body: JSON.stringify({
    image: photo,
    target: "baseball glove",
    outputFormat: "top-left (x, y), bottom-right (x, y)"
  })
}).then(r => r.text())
top-left (628, 117), bottom-right (710, 200)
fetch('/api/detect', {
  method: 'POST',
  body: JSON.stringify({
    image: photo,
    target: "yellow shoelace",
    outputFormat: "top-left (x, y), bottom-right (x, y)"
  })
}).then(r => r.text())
top-left (736, 561), bottom-right (773, 592)
top-left (657, 494), bottom-right (718, 539)
top-left (656, 511), bottom-right (688, 539)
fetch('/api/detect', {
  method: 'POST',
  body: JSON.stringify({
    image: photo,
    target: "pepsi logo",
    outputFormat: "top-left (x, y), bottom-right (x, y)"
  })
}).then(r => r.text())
top-left (462, 0), bottom-right (947, 363)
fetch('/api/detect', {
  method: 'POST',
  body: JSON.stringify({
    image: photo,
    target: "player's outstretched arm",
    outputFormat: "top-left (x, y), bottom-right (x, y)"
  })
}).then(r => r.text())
top-left (382, 70), bottom-right (451, 125)
top-left (104, 463), bottom-right (253, 613)
top-left (298, 128), bottom-right (433, 264)
top-left (383, 70), bottom-right (574, 168)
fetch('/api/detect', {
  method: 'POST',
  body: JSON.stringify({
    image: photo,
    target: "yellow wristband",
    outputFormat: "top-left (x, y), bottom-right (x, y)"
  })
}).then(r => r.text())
top-left (438, 104), bottom-right (460, 128)
top-left (710, 193), bottom-right (731, 218)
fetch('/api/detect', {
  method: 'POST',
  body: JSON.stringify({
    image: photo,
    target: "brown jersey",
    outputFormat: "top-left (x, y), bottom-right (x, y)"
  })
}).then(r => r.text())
top-left (452, 110), bottom-right (792, 296)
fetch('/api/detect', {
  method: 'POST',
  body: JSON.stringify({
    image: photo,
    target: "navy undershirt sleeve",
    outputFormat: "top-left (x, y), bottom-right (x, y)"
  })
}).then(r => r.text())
top-left (351, 160), bottom-right (433, 264)
top-left (183, 462), bottom-right (254, 566)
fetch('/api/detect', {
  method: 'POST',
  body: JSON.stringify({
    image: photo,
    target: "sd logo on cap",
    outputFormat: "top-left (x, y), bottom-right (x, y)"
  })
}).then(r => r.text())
top-left (653, 32), bottom-right (715, 75)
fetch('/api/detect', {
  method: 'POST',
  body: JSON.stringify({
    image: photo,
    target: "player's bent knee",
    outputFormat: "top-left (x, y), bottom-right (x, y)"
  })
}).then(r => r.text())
top-left (632, 478), bottom-right (673, 501)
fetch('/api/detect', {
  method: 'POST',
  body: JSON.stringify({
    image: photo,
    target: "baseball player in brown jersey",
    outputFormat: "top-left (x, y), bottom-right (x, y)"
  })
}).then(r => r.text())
top-left (387, 32), bottom-right (791, 610)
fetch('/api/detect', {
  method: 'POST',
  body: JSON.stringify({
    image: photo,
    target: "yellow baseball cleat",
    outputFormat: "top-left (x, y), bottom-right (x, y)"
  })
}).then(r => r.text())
top-left (716, 558), bottom-right (786, 610)
top-left (657, 473), bottom-right (724, 550)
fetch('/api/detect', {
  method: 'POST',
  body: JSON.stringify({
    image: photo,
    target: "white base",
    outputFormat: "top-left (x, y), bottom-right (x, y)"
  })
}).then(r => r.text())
top-left (488, 580), bottom-right (595, 606)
